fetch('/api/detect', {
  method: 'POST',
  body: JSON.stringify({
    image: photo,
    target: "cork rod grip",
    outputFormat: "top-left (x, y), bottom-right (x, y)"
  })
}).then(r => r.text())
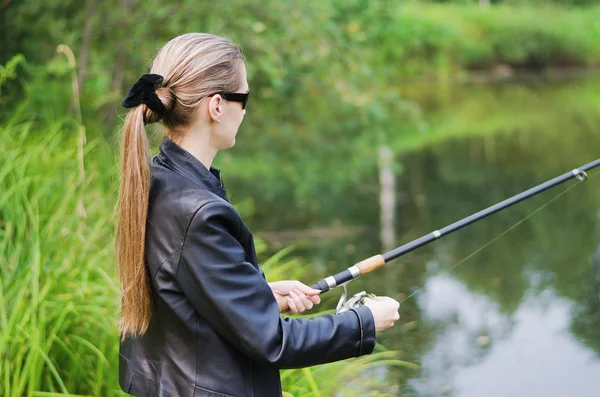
top-left (354, 254), bottom-right (386, 275)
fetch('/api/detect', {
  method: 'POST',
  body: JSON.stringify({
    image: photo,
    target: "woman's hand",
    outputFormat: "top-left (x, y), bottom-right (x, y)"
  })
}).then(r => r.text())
top-left (363, 296), bottom-right (400, 332)
top-left (269, 280), bottom-right (321, 315)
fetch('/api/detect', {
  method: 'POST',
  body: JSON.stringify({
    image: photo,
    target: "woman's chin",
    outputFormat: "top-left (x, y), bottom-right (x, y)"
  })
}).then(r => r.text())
top-left (217, 138), bottom-right (236, 150)
top-left (221, 140), bottom-right (235, 150)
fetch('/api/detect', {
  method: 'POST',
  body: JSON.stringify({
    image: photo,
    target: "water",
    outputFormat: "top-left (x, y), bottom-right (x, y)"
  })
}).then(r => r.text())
top-left (245, 74), bottom-right (600, 396)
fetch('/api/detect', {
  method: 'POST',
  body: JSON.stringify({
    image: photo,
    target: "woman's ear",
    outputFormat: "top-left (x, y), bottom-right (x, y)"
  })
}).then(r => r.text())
top-left (208, 95), bottom-right (224, 122)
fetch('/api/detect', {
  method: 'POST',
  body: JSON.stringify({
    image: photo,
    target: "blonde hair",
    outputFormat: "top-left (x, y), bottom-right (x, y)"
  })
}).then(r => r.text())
top-left (116, 33), bottom-right (245, 341)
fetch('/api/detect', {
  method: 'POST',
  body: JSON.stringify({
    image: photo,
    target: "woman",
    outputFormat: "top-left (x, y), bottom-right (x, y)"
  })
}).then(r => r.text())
top-left (116, 33), bottom-right (400, 397)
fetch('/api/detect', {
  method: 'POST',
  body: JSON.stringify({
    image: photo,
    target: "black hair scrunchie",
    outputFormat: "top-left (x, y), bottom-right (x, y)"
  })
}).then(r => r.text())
top-left (122, 74), bottom-right (167, 117)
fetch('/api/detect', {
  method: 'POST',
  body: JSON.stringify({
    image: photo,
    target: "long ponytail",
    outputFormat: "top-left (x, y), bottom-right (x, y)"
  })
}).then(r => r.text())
top-left (116, 105), bottom-right (151, 341)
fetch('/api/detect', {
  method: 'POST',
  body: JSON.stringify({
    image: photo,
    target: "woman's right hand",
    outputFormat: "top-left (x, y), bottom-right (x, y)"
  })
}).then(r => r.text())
top-left (363, 296), bottom-right (400, 332)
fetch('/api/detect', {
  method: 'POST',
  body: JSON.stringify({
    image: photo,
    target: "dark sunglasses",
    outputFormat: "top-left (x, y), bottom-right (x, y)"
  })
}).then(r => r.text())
top-left (213, 90), bottom-right (250, 109)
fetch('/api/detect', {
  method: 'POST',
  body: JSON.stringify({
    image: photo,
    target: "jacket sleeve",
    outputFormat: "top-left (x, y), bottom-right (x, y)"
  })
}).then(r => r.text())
top-left (176, 200), bottom-right (377, 369)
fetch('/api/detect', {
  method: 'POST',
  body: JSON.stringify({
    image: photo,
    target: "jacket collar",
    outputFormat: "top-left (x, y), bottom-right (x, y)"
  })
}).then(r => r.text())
top-left (157, 136), bottom-right (227, 199)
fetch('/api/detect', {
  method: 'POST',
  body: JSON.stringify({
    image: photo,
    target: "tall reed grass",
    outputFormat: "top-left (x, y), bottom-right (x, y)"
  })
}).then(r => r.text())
top-left (0, 112), bottom-right (121, 396)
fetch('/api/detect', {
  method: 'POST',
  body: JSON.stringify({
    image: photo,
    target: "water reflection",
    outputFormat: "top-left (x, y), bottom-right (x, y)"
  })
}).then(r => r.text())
top-left (411, 274), bottom-right (511, 396)
top-left (411, 273), bottom-right (600, 396)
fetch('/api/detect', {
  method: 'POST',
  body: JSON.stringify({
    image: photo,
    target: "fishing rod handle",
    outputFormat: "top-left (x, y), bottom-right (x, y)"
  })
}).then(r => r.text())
top-left (309, 254), bottom-right (386, 292)
top-left (278, 255), bottom-right (386, 312)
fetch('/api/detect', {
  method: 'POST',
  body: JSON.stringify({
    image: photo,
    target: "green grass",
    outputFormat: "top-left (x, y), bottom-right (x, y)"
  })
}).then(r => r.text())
top-left (0, 114), bottom-right (120, 395)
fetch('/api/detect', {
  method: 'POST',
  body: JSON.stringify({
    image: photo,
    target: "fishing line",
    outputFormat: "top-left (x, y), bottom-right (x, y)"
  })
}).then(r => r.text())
top-left (399, 176), bottom-right (589, 304)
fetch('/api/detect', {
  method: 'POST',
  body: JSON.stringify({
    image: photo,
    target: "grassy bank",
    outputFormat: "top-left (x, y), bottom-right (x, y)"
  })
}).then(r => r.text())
top-left (392, 4), bottom-right (600, 78)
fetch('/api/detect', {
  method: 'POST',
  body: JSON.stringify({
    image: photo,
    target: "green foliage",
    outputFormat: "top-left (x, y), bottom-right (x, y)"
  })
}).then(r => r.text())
top-left (3, 2), bottom-right (600, 221)
top-left (0, 115), bottom-right (119, 395)
top-left (0, 54), bottom-right (25, 98)
top-left (3, 2), bottom-right (600, 215)
top-left (396, 4), bottom-right (600, 71)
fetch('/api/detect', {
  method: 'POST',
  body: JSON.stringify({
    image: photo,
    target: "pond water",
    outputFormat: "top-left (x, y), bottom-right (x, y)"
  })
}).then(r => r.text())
top-left (246, 74), bottom-right (600, 396)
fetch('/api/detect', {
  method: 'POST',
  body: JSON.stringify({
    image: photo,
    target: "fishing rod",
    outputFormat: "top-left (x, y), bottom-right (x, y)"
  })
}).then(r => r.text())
top-left (284, 158), bottom-right (600, 313)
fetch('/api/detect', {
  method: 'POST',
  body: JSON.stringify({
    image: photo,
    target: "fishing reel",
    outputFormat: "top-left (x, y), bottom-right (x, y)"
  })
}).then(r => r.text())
top-left (334, 283), bottom-right (376, 314)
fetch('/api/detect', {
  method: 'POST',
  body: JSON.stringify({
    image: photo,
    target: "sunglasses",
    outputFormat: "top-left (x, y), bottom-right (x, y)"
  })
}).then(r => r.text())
top-left (213, 90), bottom-right (250, 109)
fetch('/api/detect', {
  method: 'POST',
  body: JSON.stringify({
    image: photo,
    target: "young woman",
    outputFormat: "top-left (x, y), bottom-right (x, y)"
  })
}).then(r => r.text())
top-left (116, 33), bottom-right (400, 397)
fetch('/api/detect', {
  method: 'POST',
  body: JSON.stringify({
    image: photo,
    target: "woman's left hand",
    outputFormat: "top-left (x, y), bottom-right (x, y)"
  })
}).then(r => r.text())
top-left (269, 280), bottom-right (321, 315)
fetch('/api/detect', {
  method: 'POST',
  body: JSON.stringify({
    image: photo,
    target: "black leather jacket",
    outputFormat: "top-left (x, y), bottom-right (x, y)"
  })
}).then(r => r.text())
top-left (119, 136), bottom-right (377, 397)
